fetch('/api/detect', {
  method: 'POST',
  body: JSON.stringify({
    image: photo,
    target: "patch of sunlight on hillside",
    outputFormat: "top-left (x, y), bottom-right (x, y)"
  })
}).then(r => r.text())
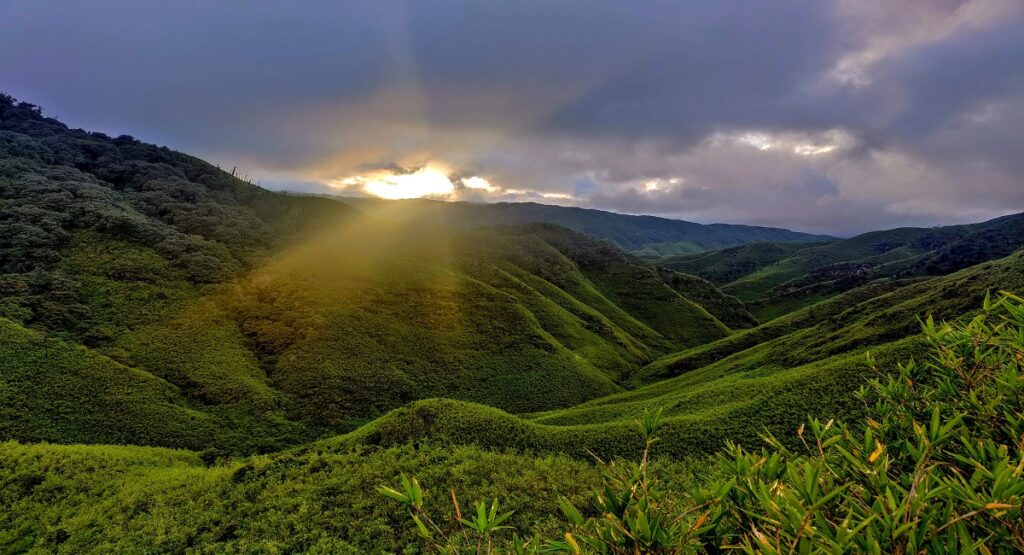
top-left (244, 209), bottom-right (465, 335)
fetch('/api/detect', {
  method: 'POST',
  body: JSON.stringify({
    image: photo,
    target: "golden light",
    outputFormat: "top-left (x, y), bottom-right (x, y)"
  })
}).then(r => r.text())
top-left (461, 176), bottom-right (495, 191)
top-left (330, 166), bottom-right (574, 203)
top-left (359, 166), bottom-right (456, 200)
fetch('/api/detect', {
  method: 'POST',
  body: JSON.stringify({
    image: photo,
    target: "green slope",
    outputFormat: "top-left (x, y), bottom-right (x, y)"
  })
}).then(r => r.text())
top-left (722, 227), bottom-right (938, 302)
top-left (659, 241), bottom-right (832, 284)
top-left (730, 214), bottom-right (1024, 320)
top-left (318, 248), bottom-right (1024, 460)
top-left (656, 268), bottom-right (758, 329)
top-left (1, 216), bottom-right (734, 451)
top-left (0, 438), bottom-right (710, 554)
top-left (207, 221), bottom-right (730, 430)
top-left (0, 95), bottom-right (737, 452)
top-left (0, 315), bottom-right (309, 451)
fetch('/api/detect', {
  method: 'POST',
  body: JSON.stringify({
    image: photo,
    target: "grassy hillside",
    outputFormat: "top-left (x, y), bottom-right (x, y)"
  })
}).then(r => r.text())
top-left (632, 240), bottom-right (711, 258)
top-left (659, 241), bottom-right (831, 283)
top-left (5, 291), bottom-right (1022, 553)
top-left (722, 227), bottom-right (940, 302)
top-left (656, 268), bottom-right (758, 329)
top-left (0, 95), bottom-right (740, 453)
top-left (672, 217), bottom-right (1024, 321)
top-left (3, 216), bottom-right (737, 452)
top-left (321, 248), bottom-right (1024, 461)
top-left (8, 275), bottom-right (1016, 552)
top-left (729, 214), bottom-right (1024, 320)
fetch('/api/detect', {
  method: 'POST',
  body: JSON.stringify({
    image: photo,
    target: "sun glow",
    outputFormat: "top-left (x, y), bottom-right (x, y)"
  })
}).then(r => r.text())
top-left (461, 176), bottom-right (495, 191)
top-left (331, 165), bottom-right (575, 203)
top-left (358, 166), bottom-right (456, 200)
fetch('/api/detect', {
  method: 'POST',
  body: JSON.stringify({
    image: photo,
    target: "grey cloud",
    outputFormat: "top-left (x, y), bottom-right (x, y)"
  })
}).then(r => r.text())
top-left (1, 0), bottom-right (1022, 234)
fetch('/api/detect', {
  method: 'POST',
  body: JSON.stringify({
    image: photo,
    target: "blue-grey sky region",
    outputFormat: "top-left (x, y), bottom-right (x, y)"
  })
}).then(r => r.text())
top-left (3, 0), bottom-right (1023, 235)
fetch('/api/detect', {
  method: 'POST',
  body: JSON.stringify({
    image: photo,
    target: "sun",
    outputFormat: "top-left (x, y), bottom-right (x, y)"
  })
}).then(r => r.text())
top-left (361, 166), bottom-right (455, 200)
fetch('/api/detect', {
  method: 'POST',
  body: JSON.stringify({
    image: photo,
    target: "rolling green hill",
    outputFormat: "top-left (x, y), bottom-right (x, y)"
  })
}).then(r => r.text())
top-left (3, 216), bottom-right (739, 452)
top-left (324, 248), bottom-right (1024, 460)
top-left (659, 241), bottom-right (833, 283)
top-left (658, 215), bottom-right (1021, 322)
top-left (5, 248), bottom-right (1021, 552)
top-left (655, 268), bottom-right (758, 329)
top-left (721, 227), bottom-right (944, 302)
top-left (0, 95), bottom-right (736, 453)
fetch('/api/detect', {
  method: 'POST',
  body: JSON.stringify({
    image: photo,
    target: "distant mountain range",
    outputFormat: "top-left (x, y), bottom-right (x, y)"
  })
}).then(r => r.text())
top-left (663, 211), bottom-right (1024, 320)
top-left (337, 196), bottom-right (835, 256)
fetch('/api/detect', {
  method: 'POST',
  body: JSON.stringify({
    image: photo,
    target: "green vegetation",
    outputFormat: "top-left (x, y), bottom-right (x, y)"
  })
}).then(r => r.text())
top-left (658, 214), bottom-right (1024, 322)
top-left (0, 441), bottom-right (611, 553)
top-left (387, 293), bottom-right (1024, 553)
top-left (656, 269), bottom-right (758, 329)
top-left (722, 227), bottom-right (943, 303)
top-left (6, 296), bottom-right (1019, 553)
top-left (0, 95), bottom-right (739, 453)
top-left (3, 94), bottom-right (1024, 552)
top-left (308, 248), bottom-right (1024, 466)
top-left (659, 241), bottom-right (831, 284)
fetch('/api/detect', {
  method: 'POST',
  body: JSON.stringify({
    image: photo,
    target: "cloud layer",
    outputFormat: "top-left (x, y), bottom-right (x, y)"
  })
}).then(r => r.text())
top-left (3, 0), bottom-right (1022, 234)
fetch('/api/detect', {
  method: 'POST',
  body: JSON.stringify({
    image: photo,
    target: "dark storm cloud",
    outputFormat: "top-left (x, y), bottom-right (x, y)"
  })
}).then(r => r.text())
top-left (872, 19), bottom-right (1024, 139)
top-left (540, 1), bottom-right (839, 142)
top-left (1, 0), bottom-right (1022, 234)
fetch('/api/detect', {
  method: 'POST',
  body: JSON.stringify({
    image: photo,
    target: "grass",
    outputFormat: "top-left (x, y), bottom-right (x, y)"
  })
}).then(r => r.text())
top-left (707, 217), bottom-right (1021, 321)
top-left (659, 241), bottom-right (830, 284)
top-left (722, 227), bottom-right (935, 303)
top-left (7, 287), bottom-right (1023, 552)
top-left (657, 269), bottom-right (758, 329)
top-left (317, 248), bottom-right (1024, 462)
top-left (0, 440), bottom-right (704, 553)
top-left (2, 217), bottom-right (739, 454)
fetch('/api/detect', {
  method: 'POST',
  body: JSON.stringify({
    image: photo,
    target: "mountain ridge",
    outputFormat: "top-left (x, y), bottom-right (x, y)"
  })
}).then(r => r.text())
top-left (335, 196), bottom-right (835, 255)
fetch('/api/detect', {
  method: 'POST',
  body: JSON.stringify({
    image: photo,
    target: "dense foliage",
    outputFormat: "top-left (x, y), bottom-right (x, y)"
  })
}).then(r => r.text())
top-left (0, 442), bottom-right (613, 553)
top-left (0, 94), bottom-right (351, 335)
top-left (385, 293), bottom-right (1024, 553)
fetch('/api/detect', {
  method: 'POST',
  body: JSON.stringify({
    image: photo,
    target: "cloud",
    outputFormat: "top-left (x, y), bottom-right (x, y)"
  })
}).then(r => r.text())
top-left (2, 0), bottom-right (1022, 234)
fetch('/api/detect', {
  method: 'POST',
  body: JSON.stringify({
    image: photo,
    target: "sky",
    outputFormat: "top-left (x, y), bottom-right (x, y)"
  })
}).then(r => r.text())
top-left (3, 0), bottom-right (1023, 235)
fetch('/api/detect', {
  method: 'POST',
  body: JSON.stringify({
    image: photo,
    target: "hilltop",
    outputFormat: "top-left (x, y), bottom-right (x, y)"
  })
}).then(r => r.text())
top-left (338, 196), bottom-right (833, 256)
